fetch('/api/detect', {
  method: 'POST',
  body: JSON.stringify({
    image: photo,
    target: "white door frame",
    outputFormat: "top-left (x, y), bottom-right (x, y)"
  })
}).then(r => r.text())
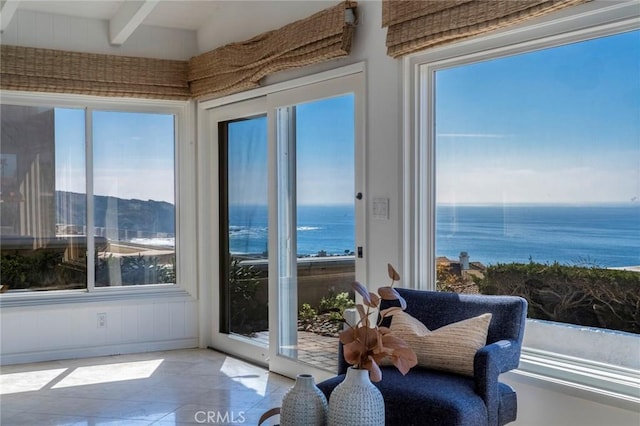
top-left (197, 63), bottom-right (366, 378)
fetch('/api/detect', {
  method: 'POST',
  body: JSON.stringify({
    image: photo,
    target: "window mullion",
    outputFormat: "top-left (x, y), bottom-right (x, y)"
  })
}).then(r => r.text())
top-left (420, 66), bottom-right (437, 291)
top-left (276, 105), bottom-right (298, 359)
top-left (85, 108), bottom-right (95, 291)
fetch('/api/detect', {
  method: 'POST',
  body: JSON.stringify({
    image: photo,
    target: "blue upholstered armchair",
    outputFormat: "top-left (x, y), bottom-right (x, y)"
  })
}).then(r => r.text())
top-left (317, 288), bottom-right (528, 426)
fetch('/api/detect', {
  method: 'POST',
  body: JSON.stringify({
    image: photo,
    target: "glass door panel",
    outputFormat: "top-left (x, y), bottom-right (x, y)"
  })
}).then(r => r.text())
top-left (276, 94), bottom-right (356, 373)
top-left (220, 115), bottom-right (269, 344)
top-left (209, 97), bottom-right (271, 366)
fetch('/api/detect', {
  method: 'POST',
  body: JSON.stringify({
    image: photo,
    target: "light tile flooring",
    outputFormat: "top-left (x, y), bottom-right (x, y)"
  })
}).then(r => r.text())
top-left (0, 348), bottom-right (297, 426)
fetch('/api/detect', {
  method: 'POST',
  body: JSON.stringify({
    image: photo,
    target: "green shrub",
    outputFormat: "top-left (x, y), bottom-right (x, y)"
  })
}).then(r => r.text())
top-left (95, 254), bottom-right (175, 286)
top-left (299, 303), bottom-right (317, 322)
top-left (228, 258), bottom-right (268, 336)
top-left (2, 249), bottom-right (174, 290)
top-left (478, 262), bottom-right (640, 334)
top-left (1, 250), bottom-right (84, 290)
top-left (319, 290), bottom-right (355, 321)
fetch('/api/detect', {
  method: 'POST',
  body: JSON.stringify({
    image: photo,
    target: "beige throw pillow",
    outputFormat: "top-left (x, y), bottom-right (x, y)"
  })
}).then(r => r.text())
top-left (387, 311), bottom-right (492, 376)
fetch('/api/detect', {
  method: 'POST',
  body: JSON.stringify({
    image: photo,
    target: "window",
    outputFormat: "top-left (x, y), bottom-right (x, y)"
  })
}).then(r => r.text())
top-left (92, 111), bottom-right (176, 287)
top-left (430, 30), bottom-right (639, 335)
top-left (2, 106), bottom-right (86, 291)
top-left (1, 100), bottom-right (181, 293)
top-left (405, 3), bottom-right (639, 378)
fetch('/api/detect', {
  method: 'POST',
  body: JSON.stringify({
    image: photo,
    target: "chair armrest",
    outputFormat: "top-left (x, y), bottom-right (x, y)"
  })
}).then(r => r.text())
top-left (474, 340), bottom-right (520, 426)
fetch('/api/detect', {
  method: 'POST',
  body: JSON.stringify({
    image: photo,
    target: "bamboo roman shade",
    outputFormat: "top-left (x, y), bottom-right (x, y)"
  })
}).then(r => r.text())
top-left (0, 1), bottom-right (356, 100)
top-left (188, 1), bottom-right (357, 99)
top-left (0, 45), bottom-right (191, 100)
top-left (382, 0), bottom-right (592, 58)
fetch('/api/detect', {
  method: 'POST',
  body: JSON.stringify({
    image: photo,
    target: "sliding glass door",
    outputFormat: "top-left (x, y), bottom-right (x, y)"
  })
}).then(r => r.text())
top-left (208, 71), bottom-right (364, 378)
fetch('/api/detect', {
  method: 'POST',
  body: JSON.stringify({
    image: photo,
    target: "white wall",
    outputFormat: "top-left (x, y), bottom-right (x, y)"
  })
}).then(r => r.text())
top-left (196, 1), bottom-right (336, 53)
top-left (0, 296), bottom-right (198, 365)
top-left (0, 8), bottom-right (198, 59)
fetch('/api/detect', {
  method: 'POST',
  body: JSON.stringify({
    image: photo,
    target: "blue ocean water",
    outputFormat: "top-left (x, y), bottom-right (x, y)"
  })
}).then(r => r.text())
top-left (229, 204), bottom-right (640, 267)
top-left (437, 204), bottom-right (639, 267)
top-left (229, 205), bottom-right (355, 256)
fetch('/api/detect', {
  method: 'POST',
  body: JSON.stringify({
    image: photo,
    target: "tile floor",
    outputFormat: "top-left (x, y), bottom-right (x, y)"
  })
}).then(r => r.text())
top-left (0, 348), bottom-right (297, 425)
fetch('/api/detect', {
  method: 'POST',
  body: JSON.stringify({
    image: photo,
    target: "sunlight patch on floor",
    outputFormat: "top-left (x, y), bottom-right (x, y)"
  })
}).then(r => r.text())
top-left (0, 368), bottom-right (68, 395)
top-left (51, 359), bottom-right (164, 388)
top-left (220, 357), bottom-right (268, 396)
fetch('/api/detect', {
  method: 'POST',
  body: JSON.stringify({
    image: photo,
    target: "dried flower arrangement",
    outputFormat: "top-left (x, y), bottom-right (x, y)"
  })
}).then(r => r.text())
top-left (339, 264), bottom-right (418, 382)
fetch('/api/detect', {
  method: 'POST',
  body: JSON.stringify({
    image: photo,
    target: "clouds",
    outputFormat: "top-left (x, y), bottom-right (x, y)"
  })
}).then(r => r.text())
top-left (437, 164), bottom-right (639, 204)
top-left (56, 166), bottom-right (175, 203)
top-left (93, 167), bottom-right (175, 203)
top-left (297, 168), bottom-right (355, 205)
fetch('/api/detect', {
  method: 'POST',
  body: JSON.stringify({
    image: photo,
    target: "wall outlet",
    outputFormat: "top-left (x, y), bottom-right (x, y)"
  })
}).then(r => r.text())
top-left (97, 313), bottom-right (107, 328)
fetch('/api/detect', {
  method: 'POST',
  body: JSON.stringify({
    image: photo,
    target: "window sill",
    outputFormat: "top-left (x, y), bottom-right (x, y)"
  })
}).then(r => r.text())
top-left (514, 347), bottom-right (640, 411)
top-left (0, 285), bottom-right (194, 308)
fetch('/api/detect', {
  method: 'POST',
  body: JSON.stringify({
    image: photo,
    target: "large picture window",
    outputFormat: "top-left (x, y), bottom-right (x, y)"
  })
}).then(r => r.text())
top-left (409, 19), bottom-right (639, 337)
top-left (406, 9), bottom-right (640, 398)
top-left (1, 103), bottom-right (177, 292)
top-left (430, 30), bottom-right (639, 335)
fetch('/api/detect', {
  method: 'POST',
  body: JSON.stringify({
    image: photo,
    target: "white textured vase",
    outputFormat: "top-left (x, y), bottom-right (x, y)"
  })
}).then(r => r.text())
top-left (281, 374), bottom-right (328, 426)
top-left (328, 367), bottom-right (385, 426)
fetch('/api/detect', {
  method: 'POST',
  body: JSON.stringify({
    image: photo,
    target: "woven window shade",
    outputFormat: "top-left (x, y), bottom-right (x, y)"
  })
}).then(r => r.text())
top-left (0, 45), bottom-right (191, 100)
top-left (188, 1), bottom-right (357, 100)
top-left (382, 0), bottom-right (591, 58)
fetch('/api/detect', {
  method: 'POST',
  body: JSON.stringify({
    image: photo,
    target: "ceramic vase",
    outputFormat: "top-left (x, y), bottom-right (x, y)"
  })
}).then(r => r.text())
top-left (328, 367), bottom-right (385, 426)
top-left (280, 373), bottom-right (328, 426)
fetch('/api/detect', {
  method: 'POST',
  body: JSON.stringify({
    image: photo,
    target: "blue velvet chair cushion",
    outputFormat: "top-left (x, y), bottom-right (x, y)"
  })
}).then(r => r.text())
top-left (318, 367), bottom-right (490, 426)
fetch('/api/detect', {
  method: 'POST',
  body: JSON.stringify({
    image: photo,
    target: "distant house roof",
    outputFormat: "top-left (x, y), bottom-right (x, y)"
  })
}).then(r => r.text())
top-left (436, 256), bottom-right (485, 272)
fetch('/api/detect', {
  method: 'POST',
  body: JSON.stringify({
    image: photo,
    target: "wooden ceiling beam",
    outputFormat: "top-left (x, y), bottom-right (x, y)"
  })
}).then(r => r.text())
top-left (109, 0), bottom-right (159, 46)
top-left (1, 0), bottom-right (21, 33)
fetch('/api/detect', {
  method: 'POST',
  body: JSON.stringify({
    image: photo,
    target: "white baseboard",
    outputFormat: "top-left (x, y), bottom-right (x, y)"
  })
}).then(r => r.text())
top-left (0, 338), bottom-right (199, 365)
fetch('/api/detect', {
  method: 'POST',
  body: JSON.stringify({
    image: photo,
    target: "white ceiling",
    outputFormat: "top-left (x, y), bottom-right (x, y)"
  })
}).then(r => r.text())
top-left (14, 1), bottom-right (221, 31)
top-left (1, 1), bottom-right (336, 48)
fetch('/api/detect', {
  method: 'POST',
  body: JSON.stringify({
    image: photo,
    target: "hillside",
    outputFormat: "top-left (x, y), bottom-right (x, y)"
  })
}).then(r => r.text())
top-left (56, 191), bottom-right (175, 234)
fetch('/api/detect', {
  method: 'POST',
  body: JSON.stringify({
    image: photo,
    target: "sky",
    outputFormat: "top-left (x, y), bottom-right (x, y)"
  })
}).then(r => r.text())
top-left (56, 94), bottom-right (354, 207)
top-left (435, 29), bottom-right (640, 205)
top-left (294, 94), bottom-right (355, 205)
top-left (55, 110), bottom-right (175, 203)
top-left (227, 116), bottom-right (268, 206)
top-left (54, 29), bottom-right (639, 206)
top-left (227, 93), bottom-right (355, 206)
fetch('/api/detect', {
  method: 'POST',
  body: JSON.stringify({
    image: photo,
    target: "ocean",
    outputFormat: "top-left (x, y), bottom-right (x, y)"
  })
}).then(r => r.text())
top-left (229, 205), bottom-right (355, 256)
top-left (229, 204), bottom-right (639, 268)
top-left (436, 204), bottom-right (639, 268)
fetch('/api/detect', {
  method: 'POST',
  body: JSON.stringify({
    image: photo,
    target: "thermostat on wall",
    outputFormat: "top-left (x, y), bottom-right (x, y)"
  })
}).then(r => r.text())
top-left (372, 198), bottom-right (389, 220)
